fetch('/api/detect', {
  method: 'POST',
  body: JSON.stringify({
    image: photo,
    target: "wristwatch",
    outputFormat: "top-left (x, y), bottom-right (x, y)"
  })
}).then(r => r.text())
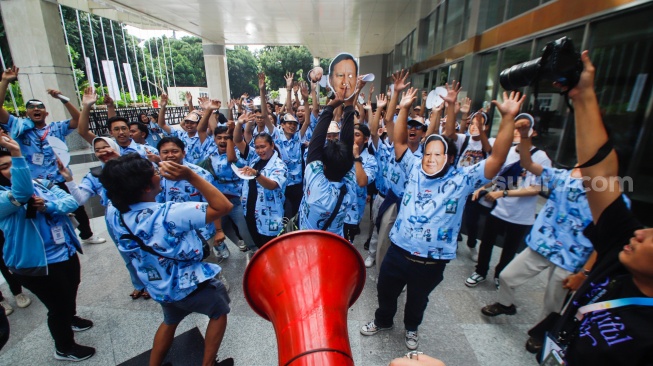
top-left (255, 170), bottom-right (261, 178)
top-left (353, 157), bottom-right (363, 163)
top-left (503, 190), bottom-right (509, 197)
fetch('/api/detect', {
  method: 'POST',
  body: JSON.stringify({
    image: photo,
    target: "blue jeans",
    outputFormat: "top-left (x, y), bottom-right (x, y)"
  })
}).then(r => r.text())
top-left (374, 244), bottom-right (447, 331)
top-left (222, 196), bottom-right (257, 251)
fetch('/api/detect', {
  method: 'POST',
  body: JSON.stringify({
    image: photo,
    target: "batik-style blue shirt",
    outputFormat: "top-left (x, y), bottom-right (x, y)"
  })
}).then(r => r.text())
top-left (206, 145), bottom-right (247, 197)
top-left (119, 139), bottom-right (148, 158)
top-left (345, 148), bottom-right (377, 225)
top-left (372, 140), bottom-right (393, 196)
top-left (389, 152), bottom-right (489, 260)
top-left (299, 160), bottom-right (357, 237)
top-left (156, 163), bottom-right (217, 242)
top-left (301, 113), bottom-right (320, 163)
top-left (106, 201), bottom-right (219, 303)
top-left (271, 127), bottom-right (303, 186)
top-left (388, 146), bottom-right (423, 198)
top-left (526, 167), bottom-right (594, 272)
top-left (145, 121), bottom-right (163, 148)
top-left (5, 115), bottom-right (73, 182)
top-left (78, 171), bottom-right (108, 206)
top-left (241, 149), bottom-right (288, 236)
top-left (167, 129), bottom-right (211, 164)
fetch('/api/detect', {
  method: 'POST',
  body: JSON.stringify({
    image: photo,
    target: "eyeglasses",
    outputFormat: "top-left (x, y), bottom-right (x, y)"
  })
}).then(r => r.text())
top-left (112, 126), bottom-right (129, 132)
top-left (407, 124), bottom-right (422, 130)
top-left (26, 104), bottom-right (45, 110)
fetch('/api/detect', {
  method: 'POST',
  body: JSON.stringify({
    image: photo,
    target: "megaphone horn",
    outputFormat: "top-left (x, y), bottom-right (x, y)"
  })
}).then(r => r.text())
top-left (243, 230), bottom-right (366, 366)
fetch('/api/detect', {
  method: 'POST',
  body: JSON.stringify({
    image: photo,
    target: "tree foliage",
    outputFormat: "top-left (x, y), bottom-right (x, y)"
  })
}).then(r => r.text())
top-left (226, 46), bottom-right (258, 98)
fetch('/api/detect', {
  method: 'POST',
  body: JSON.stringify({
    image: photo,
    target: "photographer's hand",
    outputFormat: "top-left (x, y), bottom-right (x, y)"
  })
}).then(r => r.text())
top-left (32, 196), bottom-right (47, 213)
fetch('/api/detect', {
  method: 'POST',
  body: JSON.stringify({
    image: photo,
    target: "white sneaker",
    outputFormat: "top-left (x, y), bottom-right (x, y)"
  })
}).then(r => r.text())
top-left (15, 293), bottom-right (31, 308)
top-left (364, 255), bottom-right (375, 268)
top-left (237, 240), bottom-right (247, 252)
top-left (0, 300), bottom-right (13, 316)
top-left (465, 272), bottom-right (486, 287)
top-left (81, 235), bottom-right (106, 244)
top-left (360, 320), bottom-right (392, 336)
top-left (405, 330), bottom-right (419, 350)
top-left (469, 247), bottom-right (478, 262)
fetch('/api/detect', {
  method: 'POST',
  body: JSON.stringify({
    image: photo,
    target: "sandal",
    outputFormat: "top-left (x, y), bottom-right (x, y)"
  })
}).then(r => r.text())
top-left (142, 290), bottom-right (151, 300)
top-left (130, 289), bottom-right (143, 300)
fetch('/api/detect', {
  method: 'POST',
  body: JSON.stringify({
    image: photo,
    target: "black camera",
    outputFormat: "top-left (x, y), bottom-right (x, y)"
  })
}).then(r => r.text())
top-left (499, 37), bottom-right (583, 91)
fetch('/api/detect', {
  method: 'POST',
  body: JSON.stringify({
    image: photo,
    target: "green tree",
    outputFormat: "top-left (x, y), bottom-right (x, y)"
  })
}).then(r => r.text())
top-left (226, 46), bottom-right (258, 98)
top-left (257, 46), bottom-right (315, 90)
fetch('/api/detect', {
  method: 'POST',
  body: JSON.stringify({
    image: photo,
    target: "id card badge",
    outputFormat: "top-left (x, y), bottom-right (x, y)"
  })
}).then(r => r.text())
top-left (32, 153), bottom-right (45, 166)
top-left (51, 225), bottom-right (66, 245)
top-left (541, 332), bottom-right (565, 366)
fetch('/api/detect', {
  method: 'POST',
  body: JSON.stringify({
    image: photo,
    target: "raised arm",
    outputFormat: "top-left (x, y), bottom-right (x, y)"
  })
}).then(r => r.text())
top-left (419, 90), bottom-right (428, 118)
top-left (394, 88), bottom-right (418, 161)
top-left (0, 66), bottom-right (19, 124)
top-left (459, 97), bottom-right (472, 134)
top-left (233, 112), bottom-right (249, 155)
top-left (306, 95), bottom-right (343, 165)
top-left (568, 51), bottom-right (620, 221)
top-left (157, 93), bottom-right (172, 134)
top-left (185, 91), bottom-right (194, 113)
top-left (46, 89), bottom-right (81, 129)
top-left (310, 81), bottom-right (319, 118)
top-left (77, 87), bottom-right (98, 144)
top-left (484, 91), bottom-right (525, 179)
top-left (385, 69), bottom-right (411, 144)
top-left (299, 81), bottom-right (312, 139)
top-left (425, 101), bottom-right (444, 137)
top-left (258, 72), bottom-right (275, 133)
top-left (104, 94), bottom-right (116, 119)
top-left (441, 81), bottom-right (461, 140)
top-left (369, 93), bottom-right (387, 148)
top-left (198, 99), bottom-right (221, 143)
top-left (226, 121), bottom-right (238, 163)
top-left (517, 128), bottom-right (543, 176)
top-left (284, 72), bottom-right (294, 115)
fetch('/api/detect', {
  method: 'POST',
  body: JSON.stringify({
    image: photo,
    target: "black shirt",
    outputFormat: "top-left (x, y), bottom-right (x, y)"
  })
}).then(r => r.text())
top-left (555, 196), bottom-right (652, 366)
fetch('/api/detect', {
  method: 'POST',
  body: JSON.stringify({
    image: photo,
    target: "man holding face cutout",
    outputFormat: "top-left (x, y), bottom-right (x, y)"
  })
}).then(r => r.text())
top-left (361, 85), bottom-right (527, 351)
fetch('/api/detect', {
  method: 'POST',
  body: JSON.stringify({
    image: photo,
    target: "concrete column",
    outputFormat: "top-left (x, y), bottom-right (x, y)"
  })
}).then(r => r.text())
top-left (0, 0), bottom-right (87, 150)
top-left (202, 42), bottom-right (231, 106)
top-left (359, 55), bottom-right (386, 97)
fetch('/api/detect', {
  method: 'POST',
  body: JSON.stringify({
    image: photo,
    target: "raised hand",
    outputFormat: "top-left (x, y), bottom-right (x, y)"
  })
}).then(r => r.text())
top-left (160, 93), bottom-right (169, 107)
top-left (198, 96), bottom-right (210, 110)
top-left (392, 69), bottom-right (411, 93)
top-left (515, 118), bottom-right (531, 138)
top-left (0, 131), bottom-right (20, 154)
top-left (460, 97), bottom-right (472, 114)
top-left (238, 111), bottom-right (252, 124)
top-left (299, 81), bottom-right (309, 99)
top-left (567, 50), bottom-right (595, 100)
top-left (1, 66), bottom-right (19, 83)
top-left (399, 87), bottom-right (418, 109)
top-left (327, 87), bottom-right (345, 108)
top-left (103, 94), bottom-right (115, 107)
top-left (258, 72), bottom-right (266, 90)
top-left (159, 161), bottom-right (194, 181)
top-left (185, 91), bottom-right (193, 105)
top-left (227, 121), bottom-right (235, 134)
top-left (207, 99), bottom-right (222, 111)
top-left (422, 89), bottom-right (428, 101)
top-left (285, 72), bottom-right (294, 89)
top-left (442, 81), bottom-right (461, 105)
top-left (376, 93), bottom-right (388, 109)
top-left (82, 87), bottom-right (97, 108)
top-left (369, 84), bottom-right (375, 97)
top-left (492, 91), bottom-right (526, 118)
top-left (228, 99), bottom-right (237, 110)
top-left (292, 81), bottom-right (299, 94)
top-left (56, 159), bottom-right (73, 182)
top-left (46, 89), bottom-right (63, 98)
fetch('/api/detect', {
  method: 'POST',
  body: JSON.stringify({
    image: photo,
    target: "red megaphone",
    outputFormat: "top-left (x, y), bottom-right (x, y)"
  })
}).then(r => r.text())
top-left (243, 230), bottom-right (366, 366)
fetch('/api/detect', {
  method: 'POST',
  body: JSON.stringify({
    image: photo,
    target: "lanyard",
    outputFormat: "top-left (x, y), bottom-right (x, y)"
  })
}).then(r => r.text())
top-left (35, 125), bottom-right (52, 150)
top-left (576, 297), bottom-right (653, 320)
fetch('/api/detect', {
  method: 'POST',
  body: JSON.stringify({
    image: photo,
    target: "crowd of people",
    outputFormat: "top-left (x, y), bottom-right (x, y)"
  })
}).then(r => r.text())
top-left (0, 48), bottom-right (650, 366)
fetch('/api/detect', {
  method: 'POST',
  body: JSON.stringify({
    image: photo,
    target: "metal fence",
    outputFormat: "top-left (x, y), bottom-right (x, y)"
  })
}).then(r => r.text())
top-left (89, 106), bottom-right (193, 136)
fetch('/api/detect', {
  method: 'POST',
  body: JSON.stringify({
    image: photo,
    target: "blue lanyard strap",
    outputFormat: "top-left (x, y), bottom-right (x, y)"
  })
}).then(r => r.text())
top-left (576, 297), bottom-right (653, 320)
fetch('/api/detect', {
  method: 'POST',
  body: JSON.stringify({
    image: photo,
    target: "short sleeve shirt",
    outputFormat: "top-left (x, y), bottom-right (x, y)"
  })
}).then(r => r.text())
top-left (299, 161), bottom-right (357, 237)
top-left (167, 129), bottom-right (211, 164)
top-left (6, 115), bottom-right (73, 182)
top-left (389, 152), bottom-right (489, 260)
top-left (79, 172), bottom-right (108, 206)
top-left (106, 201), bottom-right (220, 303)
top-left (119, 139), bottom-right (149, 158)
top-left (208, 146), bottom-right (247, 197)
top-left (345, 148), bottom-right (377, 225)
top-left (271, 127), bottom-right (303, 186)
top-left (241, 150), bottom-right (288, 236)
top-left (372, 140), bottom-right (393, 196)
top-left (525, 167), bottom-right (594, 272)
top-left (456, 137), bottom-right (495, 168)
top-left (388, 146), bottom-right (423, 198)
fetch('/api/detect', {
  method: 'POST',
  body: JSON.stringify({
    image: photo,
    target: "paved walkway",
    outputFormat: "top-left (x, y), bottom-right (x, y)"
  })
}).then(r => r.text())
top-left (0, 148), bottom-right (545, 366)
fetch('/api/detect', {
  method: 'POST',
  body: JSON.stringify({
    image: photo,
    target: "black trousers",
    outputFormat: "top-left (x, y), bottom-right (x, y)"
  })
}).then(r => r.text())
top-left (245, 211), bottom-right (276, 249)
top-left (375, 244), bottom-right (447, 331)
top-left (13, 255), bottom-right (81, 352)
top-left (55, 182), bottom-right (93, 240)
top-left (284, 183), bottom-right (303, 219)
top-left (475, 214), bottom-right (531, 278)
top-left (461, 198), bottom-right (493, 249)
top-left (0, 231), bottom-right (23, 297)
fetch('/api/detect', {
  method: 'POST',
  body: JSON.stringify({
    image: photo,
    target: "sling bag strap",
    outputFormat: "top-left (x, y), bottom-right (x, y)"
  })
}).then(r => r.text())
top-left (322, 184), bottom-right (347, 231)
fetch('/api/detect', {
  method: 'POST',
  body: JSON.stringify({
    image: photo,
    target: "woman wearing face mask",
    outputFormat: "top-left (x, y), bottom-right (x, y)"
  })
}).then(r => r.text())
top-left (361, 87), bottom-right (526, 351)
top-left (232, 132), bottom-right (287, 248)
top-left (58, 137), bottom-right (150, 301)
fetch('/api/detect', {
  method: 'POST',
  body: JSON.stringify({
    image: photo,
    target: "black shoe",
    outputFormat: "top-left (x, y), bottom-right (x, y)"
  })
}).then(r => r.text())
top-left (71, 316), bottom-right (93, 332)
top-left (525, 336), bottom-right (543, 354)
top-left (54, 344), bottom-right (95, 362)
top-left (215, 358), bottom-right (234, 366)
top-left (363, 239), bottom-right (370, 251)
top-left (481, 303), bottom-right (516, 317)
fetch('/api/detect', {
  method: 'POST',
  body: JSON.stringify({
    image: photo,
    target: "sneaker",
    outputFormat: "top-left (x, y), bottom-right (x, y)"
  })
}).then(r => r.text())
top-left (363, 239), bottom-right (370, 251)
top-left (15, 293), bottom-right (31, 308)
top-left (237, 240), bottom-right (247, 252)
top-left (71, 316), bottom-right (93, 332)
top-left (0, 300), bottom-right (13, 316)
top-left (494, 278), bottom-right (500, 290)
top-left (364, 255), bottom-right (375, 268)
top-left (215, 358), bottom-right (234, 366)
top-left (81, 235), bottom-right (106, 245)
top-left (54, 344), bottom-right (95, 362)
top-left (360, 320), bottom-right (392, 336)
top-left (525, 336), bottom-right (543, 354)
top-left (481, 302), bottom-right (516, 317)
top-left (465, 272), bottom-right (486, 287)
top-left (469, 247), bottom-right (478, 262)
top-left (218, 272), bottom-right (230, 293)
top-left (405, 330), bottom-right (419, 350)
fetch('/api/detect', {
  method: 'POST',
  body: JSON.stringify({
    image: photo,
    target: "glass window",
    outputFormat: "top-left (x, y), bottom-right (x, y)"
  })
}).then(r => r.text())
top-left (481, 0), bottom-right (507, 31)
top-left (443, 0), bottom-right (465, 50)
top-left (434, 5), bottom-right (445, 54)
top-left (425, 12), bottom-right (436, 59)
top-left (507, 0), bottom-right (540, 19)
top-left (470, 52), bottom-right (499, 113)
